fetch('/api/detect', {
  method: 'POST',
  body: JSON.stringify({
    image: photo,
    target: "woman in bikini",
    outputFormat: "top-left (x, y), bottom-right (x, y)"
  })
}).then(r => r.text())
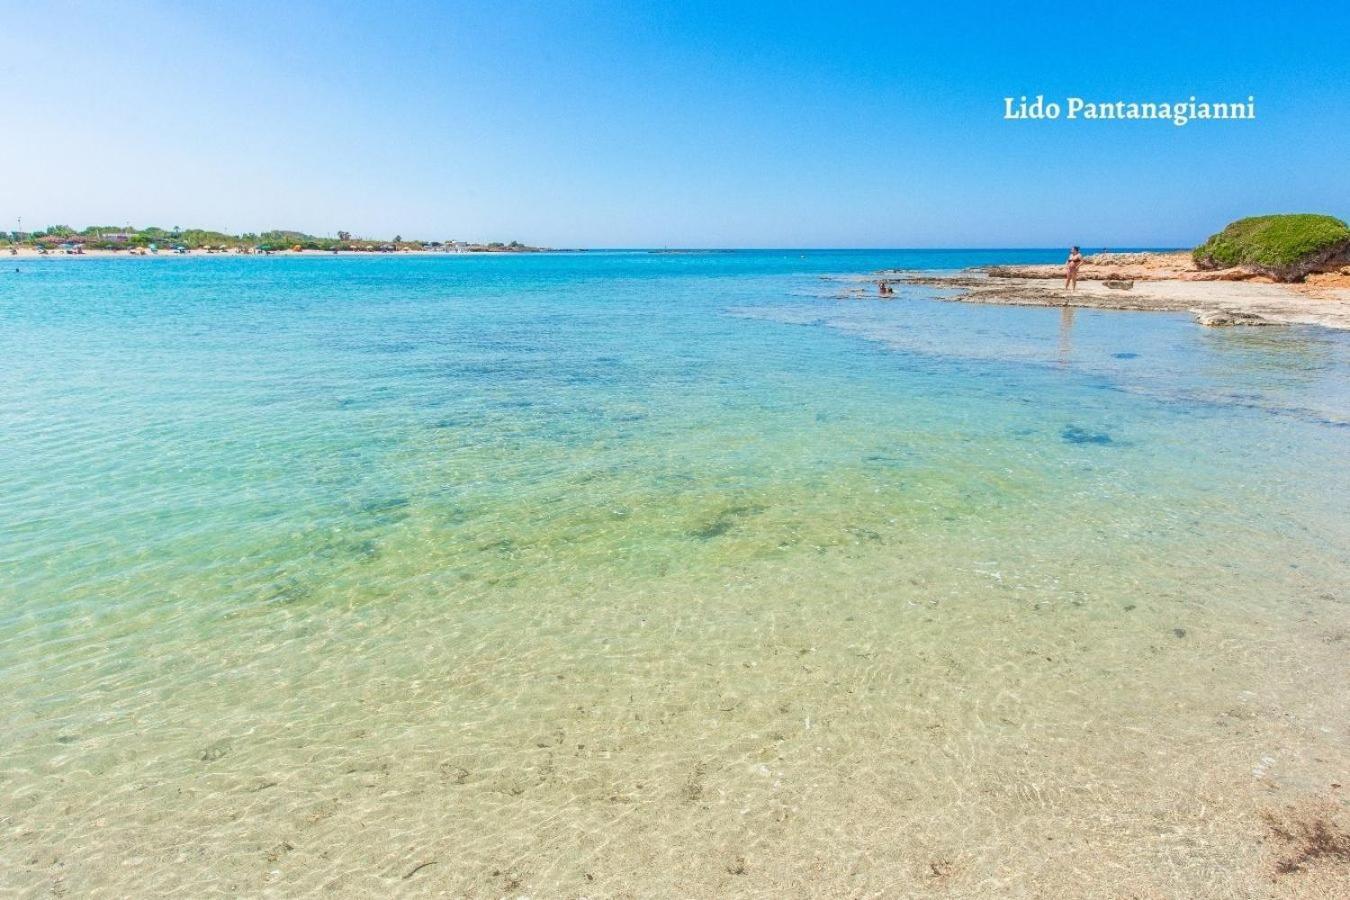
top-left (1065, 246), bottom-right (1083, 291)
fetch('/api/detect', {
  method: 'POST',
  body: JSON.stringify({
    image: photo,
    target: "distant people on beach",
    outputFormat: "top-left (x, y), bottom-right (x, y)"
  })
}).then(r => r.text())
top-left (1065, 246), bottom-right (1083, 291)
top-left (876, 279), bottom-right (894, 297)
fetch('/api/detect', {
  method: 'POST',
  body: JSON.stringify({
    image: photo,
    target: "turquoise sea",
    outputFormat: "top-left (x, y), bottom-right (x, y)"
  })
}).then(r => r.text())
top-left (3, 252), bottom-right (1349, 896)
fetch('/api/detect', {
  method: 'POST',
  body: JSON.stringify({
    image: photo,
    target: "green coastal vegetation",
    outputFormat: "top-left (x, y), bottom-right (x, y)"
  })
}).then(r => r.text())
top-left (3, 225), bottom-right (547, 253)
top-left (1193, 213), bottom-right (1350, 281)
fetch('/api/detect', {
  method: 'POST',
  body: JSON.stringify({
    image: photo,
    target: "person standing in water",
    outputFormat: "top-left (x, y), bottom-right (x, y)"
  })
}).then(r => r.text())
top-left (1065, 246), bottom-right (1083, 291)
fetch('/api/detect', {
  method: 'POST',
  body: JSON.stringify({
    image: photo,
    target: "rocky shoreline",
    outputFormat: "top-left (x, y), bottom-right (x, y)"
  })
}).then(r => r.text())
top-left (878, 252), bottom-right (1350, 330)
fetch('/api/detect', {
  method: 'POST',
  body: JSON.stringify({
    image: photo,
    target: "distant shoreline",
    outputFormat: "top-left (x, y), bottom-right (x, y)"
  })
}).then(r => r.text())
top-left (4, 247), bottom-right (576, 259)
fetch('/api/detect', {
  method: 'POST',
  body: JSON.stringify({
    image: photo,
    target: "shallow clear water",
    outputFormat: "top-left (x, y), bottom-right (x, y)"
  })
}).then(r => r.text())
top-left (2, 252), bottom-right (1348, 896)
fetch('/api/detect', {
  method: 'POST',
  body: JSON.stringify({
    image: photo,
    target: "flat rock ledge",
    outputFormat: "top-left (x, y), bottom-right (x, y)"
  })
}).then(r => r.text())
top-left (881, 271), bottom-right (1350, 330)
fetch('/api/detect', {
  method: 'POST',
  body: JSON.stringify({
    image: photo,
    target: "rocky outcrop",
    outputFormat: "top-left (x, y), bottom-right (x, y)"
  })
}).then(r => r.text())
top-left (1193, 309), bottom-right (1282, 327)
top-left (984, 252), bottom-right (1212, 283)
top-left (1193, 214), bottom-right (1350, 282)
top-left (876, 270), bottom-right (1350, 329)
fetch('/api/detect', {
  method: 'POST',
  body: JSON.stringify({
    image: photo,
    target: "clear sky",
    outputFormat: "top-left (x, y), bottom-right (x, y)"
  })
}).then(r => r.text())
top-left (3, 1), bottom-right (1347, 248)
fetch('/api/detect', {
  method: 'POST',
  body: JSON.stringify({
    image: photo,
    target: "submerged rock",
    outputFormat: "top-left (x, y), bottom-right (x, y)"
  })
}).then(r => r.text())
top-left (1194, 309), bottom-right (1281, 327)
top-left (198, 739), bottom-right (232, 762)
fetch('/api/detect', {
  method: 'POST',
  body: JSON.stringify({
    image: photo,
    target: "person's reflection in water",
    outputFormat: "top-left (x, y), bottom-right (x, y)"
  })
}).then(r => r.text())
top-left (1058, 305), bottom-right (1076, 367)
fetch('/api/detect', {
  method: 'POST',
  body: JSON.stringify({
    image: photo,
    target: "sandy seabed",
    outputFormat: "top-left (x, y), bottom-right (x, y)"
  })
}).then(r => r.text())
top-left (5, 524), bottom-right (1349, 898)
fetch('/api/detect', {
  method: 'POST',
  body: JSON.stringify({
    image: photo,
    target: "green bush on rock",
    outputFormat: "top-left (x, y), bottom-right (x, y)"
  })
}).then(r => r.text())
top-left (1193, 214), bottom-right (1350, 282)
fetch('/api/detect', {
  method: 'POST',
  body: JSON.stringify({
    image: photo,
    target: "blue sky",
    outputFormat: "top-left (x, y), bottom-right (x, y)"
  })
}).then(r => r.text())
top-left (3, 1), bottom-right (1347, 247)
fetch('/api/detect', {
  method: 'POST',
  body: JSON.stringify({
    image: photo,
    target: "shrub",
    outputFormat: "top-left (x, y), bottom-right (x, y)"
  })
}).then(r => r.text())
top-left (1193, 214), bottom-right (1350, 281)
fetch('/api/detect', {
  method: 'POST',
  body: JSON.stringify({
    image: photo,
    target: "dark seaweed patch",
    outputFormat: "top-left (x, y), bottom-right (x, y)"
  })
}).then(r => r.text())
top-left (1262, 803), bottom-right (1350, 877)
top-left (265, 575), bottom-right (312, 604)
top-left (360, 496), bottom-right (410, 515)
top-left (347, 539), bottom-right (381, 560)
top-left (689, 504), bottom-right (764, 540)
top-left (562, 369), bottom-right (612, 386)
top-left (1061, 425), bottom-right (1113, 445)
top-left (691, 518), bottom-right (734, 539)
top-left (863, 454), bottom-right (906, 467)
